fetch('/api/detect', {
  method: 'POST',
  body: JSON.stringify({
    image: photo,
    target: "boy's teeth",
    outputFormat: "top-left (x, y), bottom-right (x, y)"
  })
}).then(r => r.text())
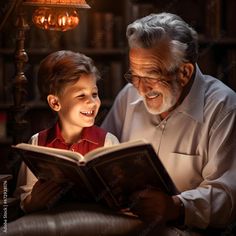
top-left (81, 111), bottom-right (93, 115)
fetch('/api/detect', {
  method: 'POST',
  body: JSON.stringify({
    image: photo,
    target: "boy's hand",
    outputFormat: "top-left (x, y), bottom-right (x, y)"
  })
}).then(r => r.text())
top-left (23, 179), bottom-right (63, 213)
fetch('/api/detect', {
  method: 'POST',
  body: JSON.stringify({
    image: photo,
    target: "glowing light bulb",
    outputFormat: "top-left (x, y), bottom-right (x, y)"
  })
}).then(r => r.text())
top-left (32, 7), bottom-right (80, 31)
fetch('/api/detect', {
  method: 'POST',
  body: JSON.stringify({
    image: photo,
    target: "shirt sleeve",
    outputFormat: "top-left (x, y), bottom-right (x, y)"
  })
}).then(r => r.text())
top-left (178, 109), bottom-right (236, 229)
top-left (104, 132), bottom-right (120, 147)
top-left (14, 134), bottom-right (39, 211)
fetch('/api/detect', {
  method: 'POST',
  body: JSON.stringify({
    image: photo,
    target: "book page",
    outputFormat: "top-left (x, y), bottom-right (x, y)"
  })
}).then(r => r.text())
top-left (14, 143), bottom-right (83, 163)
top-left (84, 139), bottom-right (148, 163)
top-left (14, 139), bottom-right (148, 165)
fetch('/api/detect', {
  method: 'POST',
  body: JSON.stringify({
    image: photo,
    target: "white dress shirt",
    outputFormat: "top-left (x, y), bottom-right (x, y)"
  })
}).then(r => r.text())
top-left (101, 65), bottom-right (236, 229)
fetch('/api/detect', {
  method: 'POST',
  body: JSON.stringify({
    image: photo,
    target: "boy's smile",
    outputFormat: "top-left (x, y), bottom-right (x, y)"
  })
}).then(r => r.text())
top-left (80, 110), bottom-right (96, 117)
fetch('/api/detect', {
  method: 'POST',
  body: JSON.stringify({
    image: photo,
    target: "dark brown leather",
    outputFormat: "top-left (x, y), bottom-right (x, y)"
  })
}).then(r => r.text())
top-left (4, 203), bottom-right (144, 236)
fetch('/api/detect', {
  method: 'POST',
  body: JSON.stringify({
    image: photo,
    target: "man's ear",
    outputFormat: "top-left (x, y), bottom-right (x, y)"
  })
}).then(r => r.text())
top-left (47, 94), bottom-right (61, 111)
top-left (179, 63), bottom-right (194, 87)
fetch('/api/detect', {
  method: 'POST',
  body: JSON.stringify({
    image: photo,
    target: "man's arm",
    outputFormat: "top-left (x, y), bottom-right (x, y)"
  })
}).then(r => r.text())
top-left (179, 109), bottom-right (236, 228)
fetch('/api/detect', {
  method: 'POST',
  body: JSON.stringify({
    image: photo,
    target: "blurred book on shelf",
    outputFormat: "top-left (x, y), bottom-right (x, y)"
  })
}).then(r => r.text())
top-left (114, 16), bottom-right (124, 48)
top-left (110, 61), bottom-right (123, 97)
top-left (225, 0), bottom-right (236, 37)
top-left (130, 3), bottom-right (153, 22)
top-left (91, 12), bottom-right (104, 48)
top-left (90, 11), bottom-right (123, 49)
top-left (198, 47), bottom-right (219, 77)
top-left (226, 50), bottom-right (236, 91)
top-left (104, 12), bottom-right (114, 49)
top-left (3, 62), bottom-right (14, 103)
top-left (61, 10), bottom-right (88, 50)
top-left (205, 0), bottom-right (222, 39)
top-left (27, 63), bottom-right (41, 102)
top-left (97, 62), bottom-right (111, 100)
top-left (28, 26), bottom-right (49, 49)
top-left (96, 60), bottom-right (124, 100)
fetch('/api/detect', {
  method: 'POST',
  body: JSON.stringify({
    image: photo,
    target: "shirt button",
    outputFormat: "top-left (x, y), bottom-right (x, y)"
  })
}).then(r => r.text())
top-left (161, 124), bottom-right (165, 129)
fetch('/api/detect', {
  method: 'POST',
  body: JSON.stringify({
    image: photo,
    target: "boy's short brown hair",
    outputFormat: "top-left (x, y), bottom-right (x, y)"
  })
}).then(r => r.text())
top-left (37, 50), bottom-right (100, 102)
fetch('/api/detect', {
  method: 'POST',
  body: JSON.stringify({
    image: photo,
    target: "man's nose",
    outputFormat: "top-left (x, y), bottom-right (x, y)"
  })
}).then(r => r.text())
top-left (137, 79), bottom-right (151, 96)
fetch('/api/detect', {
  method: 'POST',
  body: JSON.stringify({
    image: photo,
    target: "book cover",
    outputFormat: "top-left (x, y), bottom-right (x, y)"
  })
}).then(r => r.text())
top-left (12, 140), bottom-right (178, 209)
top-left (91, 12), bottom-right (104, 48)
top-left (225, 0), bottom-right (236, 37)
top-left (226, 50), bottom-right (236, 91)
top-left (104, 12), bottom-right (114, 49)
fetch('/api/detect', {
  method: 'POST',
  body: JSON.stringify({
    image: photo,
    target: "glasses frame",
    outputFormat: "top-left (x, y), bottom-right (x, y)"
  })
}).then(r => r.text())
top-left (124, 68), bottom-right (179, 88)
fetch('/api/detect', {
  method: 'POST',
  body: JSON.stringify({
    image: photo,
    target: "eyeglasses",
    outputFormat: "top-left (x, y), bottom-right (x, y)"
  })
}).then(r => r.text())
top-left (124, 69), bottom-right (178, 88)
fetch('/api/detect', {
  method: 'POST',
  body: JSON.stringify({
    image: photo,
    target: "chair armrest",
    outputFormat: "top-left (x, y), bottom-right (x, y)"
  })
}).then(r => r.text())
top-left (5, 202), bottom-right (144, 236)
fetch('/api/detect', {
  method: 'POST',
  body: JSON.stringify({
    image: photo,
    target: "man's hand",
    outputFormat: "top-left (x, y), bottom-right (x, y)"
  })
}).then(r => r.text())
top-left (129, 188), bottom-right (183, 225)
top-left (23, 179), bottom-right (63, 213)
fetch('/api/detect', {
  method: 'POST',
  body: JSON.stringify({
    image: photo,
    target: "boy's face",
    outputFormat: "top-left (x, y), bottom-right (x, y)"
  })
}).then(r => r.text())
top-left (50, 74), bottom-right (101, 131)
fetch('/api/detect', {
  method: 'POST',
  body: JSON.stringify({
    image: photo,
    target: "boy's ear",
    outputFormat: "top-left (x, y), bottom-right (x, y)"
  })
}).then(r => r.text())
top-left (47, 95), bottom-right (61, 111)
top-left (178, 63), bottom-right (194, 87)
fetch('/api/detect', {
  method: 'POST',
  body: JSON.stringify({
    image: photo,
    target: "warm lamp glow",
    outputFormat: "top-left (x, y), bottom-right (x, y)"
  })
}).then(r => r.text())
top-left (23, 0), bottom-right (90, 31)
top-left (33, 7), bottom-right (80, 31)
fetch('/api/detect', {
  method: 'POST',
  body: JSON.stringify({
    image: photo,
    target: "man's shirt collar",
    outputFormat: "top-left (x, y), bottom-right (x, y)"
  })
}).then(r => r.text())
top-left (176, 65), bottom-right (205, 123)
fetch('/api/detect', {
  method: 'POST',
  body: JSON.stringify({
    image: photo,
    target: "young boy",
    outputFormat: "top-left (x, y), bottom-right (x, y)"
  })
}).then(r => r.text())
top-left (15, 50), bottom-right (119, 213)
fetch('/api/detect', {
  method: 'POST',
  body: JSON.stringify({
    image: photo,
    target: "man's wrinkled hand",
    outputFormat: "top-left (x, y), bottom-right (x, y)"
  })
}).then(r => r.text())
top-left (129, 188), bottom-right (180, 225)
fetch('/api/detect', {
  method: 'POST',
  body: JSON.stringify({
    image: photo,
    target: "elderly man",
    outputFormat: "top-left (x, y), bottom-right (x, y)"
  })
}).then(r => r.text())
top-left (101, 12), bottom-right (236, 235)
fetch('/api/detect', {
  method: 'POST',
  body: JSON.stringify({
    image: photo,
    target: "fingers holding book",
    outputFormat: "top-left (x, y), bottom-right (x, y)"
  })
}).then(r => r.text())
top-left (23, 179), bottom-right (63, 213)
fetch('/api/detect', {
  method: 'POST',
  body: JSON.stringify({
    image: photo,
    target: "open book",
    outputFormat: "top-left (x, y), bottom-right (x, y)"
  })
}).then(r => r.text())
top-left (12, 140), bottom-right (178, 209)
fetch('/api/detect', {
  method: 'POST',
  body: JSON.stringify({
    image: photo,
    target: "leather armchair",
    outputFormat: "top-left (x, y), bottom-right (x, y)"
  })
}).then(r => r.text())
top-left (4, 203), bottom-right (148, 236)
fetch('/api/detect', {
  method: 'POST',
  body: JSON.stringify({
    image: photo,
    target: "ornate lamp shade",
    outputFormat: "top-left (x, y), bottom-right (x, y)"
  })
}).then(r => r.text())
top-left (23, 0), bottom-right (90, 31)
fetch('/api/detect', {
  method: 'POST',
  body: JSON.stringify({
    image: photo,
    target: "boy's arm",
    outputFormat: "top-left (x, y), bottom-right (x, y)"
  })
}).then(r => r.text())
top-left (15, 134), bottom-right (63, 213)
top-left (14, 162), bottom-right (37, 210)
top-left (14, 134), bottom-right (38, 210)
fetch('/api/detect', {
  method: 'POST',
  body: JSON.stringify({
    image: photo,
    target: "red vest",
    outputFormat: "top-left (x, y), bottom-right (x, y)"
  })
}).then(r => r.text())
top-left (37, 123), bottom-right (107, 156)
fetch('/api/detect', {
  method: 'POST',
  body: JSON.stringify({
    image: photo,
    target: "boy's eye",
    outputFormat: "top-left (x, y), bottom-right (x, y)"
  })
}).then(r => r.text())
top-left (92, 92), bottom-right (98, 98)
top-left (76, 94), bottom-right (85, 98)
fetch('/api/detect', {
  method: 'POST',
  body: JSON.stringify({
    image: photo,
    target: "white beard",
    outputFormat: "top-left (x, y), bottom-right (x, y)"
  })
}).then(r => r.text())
top-left (143, 80), bottom-right (182, 115)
